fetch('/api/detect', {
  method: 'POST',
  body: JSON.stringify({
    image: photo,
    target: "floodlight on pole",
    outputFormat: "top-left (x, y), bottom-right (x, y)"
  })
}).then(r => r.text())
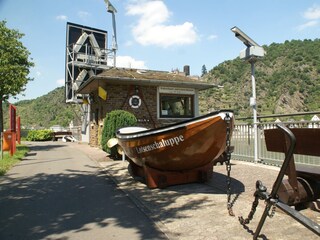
top-left (104, 0), bottom-right (118, 66)
top-left (231, 26), bottom-right (260, 47)
top-left (231, 26), bottom-right (265, 163)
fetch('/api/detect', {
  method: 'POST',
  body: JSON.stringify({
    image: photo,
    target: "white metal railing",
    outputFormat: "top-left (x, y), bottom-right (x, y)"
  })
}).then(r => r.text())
top-left (232, 118), bottom-right (320, 167)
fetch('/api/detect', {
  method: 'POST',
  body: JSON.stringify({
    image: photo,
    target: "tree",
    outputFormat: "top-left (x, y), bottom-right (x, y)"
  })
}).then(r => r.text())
top-left (201, 64), bottom-right (207, 77)
top-left (0, 21), bottom-right (34, 133)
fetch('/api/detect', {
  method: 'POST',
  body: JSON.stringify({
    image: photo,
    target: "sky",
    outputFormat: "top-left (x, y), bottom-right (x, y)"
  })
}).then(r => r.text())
top-left (1, 0), bottom-right (320, 102)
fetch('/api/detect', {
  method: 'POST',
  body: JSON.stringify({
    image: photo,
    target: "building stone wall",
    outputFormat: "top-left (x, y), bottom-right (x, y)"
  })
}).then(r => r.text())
top-left (89, 124), bottom-right (99, 147)
top-left (88, 84), bottom-right (182, 147)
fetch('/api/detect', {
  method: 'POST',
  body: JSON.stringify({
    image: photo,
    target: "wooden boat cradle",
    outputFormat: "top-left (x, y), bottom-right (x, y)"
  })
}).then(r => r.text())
top-left (128, 160), bottom-right (214, 189)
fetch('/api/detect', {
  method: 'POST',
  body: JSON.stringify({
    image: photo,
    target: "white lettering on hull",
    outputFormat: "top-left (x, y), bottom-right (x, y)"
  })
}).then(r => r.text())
top-left (135, 135), bottom-right (185, 154)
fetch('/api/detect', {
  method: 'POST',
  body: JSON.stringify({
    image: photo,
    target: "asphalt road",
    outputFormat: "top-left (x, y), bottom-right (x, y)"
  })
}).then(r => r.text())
top-left (0, 141), bottom-right (167, 240)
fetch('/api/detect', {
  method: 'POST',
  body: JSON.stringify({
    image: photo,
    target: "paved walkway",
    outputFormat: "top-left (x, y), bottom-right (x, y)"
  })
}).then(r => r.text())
top-left (1, 141), bottom-right (319, 239)
top-left (72, 142), bottom-right (320, 240)
top-left (0, 142), bottom-right (167, 240)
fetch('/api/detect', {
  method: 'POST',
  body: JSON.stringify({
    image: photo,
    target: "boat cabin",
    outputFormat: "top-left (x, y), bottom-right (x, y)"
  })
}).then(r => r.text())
top-left (76, 66), bottom-right (216, 146)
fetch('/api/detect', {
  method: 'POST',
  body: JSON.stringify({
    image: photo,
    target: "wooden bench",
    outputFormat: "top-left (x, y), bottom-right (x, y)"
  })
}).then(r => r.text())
top-left (239, 125), bottom-right (320, 239)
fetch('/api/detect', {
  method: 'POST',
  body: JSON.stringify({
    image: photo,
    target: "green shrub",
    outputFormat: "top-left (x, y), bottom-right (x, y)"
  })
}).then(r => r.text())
top-left (101, 110), bottom-right (137, 157)
top-left (26, 129), bottom-right (54, 141)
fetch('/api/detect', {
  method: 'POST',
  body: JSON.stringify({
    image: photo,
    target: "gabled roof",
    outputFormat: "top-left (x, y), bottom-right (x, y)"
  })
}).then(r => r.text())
top-left (77, 67), bottom-right (217, 94)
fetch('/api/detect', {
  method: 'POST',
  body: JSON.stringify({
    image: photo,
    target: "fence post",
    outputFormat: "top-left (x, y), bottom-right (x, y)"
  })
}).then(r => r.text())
top-left (257, 122), bottom-right (262, 161)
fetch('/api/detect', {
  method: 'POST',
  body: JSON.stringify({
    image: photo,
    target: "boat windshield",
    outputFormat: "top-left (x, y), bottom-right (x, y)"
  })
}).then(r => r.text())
top-left (118, 127), bottom-right (148, 134)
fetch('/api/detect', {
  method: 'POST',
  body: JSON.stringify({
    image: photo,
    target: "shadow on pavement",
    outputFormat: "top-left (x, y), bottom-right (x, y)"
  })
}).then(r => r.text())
top-left (25, 142), bottom-right (67, 152)
top-left (102, 162), bottom-right (246, 238)
top-left (0, 168), bottom-right (167, 239)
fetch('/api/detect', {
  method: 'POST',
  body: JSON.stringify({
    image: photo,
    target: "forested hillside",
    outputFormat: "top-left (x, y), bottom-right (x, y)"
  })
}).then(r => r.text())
top-left (3, 87), bottom-right (81, 129)
top-left (200, 39), bottom-right (320, 118)
top-left (3, 39), bottom-right (320, 128)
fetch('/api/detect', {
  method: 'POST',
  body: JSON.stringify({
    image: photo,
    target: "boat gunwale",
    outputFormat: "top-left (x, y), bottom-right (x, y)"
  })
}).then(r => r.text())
top-left (116, 109), bottom-right (234, 140)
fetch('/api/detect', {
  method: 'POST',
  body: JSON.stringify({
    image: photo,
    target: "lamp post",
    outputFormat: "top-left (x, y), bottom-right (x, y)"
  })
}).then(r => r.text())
top-left (104, 0), bottom-right (118, 67)
top-left (231, 26), bottom-right (265, 163)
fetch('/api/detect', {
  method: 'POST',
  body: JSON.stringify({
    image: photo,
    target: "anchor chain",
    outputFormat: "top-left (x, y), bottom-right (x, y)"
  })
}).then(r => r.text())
top-left (267, 204), bottom-right (277, 218)
top-left (239, 196), bottom-right (277, 226)
top-left (239, 180), bottom-right (277, 226)
top-left (224, 113), bottom-right (234, 216)
top-left (239, 194), bottom-right (260, 225)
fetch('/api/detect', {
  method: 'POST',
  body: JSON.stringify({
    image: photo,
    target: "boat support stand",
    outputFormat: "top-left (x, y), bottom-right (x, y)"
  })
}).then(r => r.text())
top-left (129, 160), bottom-right (214, 189)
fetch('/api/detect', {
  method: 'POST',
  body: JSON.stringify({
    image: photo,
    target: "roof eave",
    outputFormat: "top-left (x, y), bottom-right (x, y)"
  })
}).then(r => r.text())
top-left (77, 75), bottom-right (217, 94)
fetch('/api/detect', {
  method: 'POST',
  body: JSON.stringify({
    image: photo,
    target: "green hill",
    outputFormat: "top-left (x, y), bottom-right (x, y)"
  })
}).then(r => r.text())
top-left (200, 39), bottom-right (320, 119)
top-left (3, 39), bottom-right (320, 128)
top-left (3, 87), bottom-right (81, 129)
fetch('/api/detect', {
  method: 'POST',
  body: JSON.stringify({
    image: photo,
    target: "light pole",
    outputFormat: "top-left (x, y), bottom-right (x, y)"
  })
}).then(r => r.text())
top-left (104, 0), bottom-right (118, 67)
top-left (231, 26), bottom-right (265, 163)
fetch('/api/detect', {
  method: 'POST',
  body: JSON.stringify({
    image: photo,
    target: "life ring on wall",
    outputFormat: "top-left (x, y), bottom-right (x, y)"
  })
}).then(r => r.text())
top-left (129, 95), bottom-right (141, 108)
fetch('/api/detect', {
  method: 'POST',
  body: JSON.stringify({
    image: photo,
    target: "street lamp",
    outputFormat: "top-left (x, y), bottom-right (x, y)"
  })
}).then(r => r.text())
top-left (231, 26), bottom-right (265, 163)
top-left (104, 0), bottom-right (118, 67)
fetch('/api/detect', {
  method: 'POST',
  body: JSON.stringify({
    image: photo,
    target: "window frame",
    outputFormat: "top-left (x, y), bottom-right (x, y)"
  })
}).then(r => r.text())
top-left (159, 93), bottom-right (195, 119)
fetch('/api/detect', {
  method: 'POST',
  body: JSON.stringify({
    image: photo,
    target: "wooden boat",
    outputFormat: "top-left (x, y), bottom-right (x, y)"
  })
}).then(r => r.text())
top-left (116, 110), bottom-right (234, 172)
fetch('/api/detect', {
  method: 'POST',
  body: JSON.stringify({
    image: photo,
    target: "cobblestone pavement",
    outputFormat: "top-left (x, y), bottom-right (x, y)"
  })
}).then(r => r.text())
top-left (73, 143), bottom-right (320, 240)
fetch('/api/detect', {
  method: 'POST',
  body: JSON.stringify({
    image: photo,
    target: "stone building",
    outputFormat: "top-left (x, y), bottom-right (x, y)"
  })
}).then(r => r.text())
top-left (76, 66), bottom-right (215, 146)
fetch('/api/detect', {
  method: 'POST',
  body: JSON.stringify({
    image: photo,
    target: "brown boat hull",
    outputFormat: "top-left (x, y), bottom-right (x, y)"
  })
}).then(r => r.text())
top-left (116, 111), bottom-right (234, 171)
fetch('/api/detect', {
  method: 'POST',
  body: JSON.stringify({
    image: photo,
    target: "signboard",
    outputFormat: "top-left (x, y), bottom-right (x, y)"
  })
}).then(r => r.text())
top-left (98, 86), bottom-right (107, 100)
top-left (159, 87), bottom-right (195, 95)
top-left (65, 22), bottom-right (108, 103)
top-left (9, 104), bottom-right (16, 132)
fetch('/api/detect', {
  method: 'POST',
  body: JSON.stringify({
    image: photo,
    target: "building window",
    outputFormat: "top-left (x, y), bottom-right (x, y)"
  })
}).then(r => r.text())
top-left (159, 94), bottom-right (194, 118)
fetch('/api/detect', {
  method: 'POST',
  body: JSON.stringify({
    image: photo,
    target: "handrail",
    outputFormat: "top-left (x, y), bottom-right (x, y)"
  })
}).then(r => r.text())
top-left (232, 120), bottom-right (320, 166)
top-left (236, 111), bottom-right (320, 120)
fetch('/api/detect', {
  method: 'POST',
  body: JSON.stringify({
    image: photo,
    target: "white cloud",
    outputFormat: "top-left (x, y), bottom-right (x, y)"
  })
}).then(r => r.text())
top-left (126, 0), bottom-right (198, 47)
top-left (127, 0), bottom-right (170, 26)
top-left (303, 5), bottom-right (320, 20)
top-left (56, 79), bottom-right (65, 86)
top-left (56, 15), bottom-right (68, 21)
top-left (116, 55), bottom-right (147, 69)
top-left (297, 20), bottom-right (318, 31)
top-left (298, 5), bottom-right (320, 31)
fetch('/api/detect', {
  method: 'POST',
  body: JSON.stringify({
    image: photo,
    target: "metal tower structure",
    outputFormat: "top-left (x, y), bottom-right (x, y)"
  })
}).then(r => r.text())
top-left (65, 0), bottom-right (118, 104)
top-left (64, 1), bottom-right (118, 139)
